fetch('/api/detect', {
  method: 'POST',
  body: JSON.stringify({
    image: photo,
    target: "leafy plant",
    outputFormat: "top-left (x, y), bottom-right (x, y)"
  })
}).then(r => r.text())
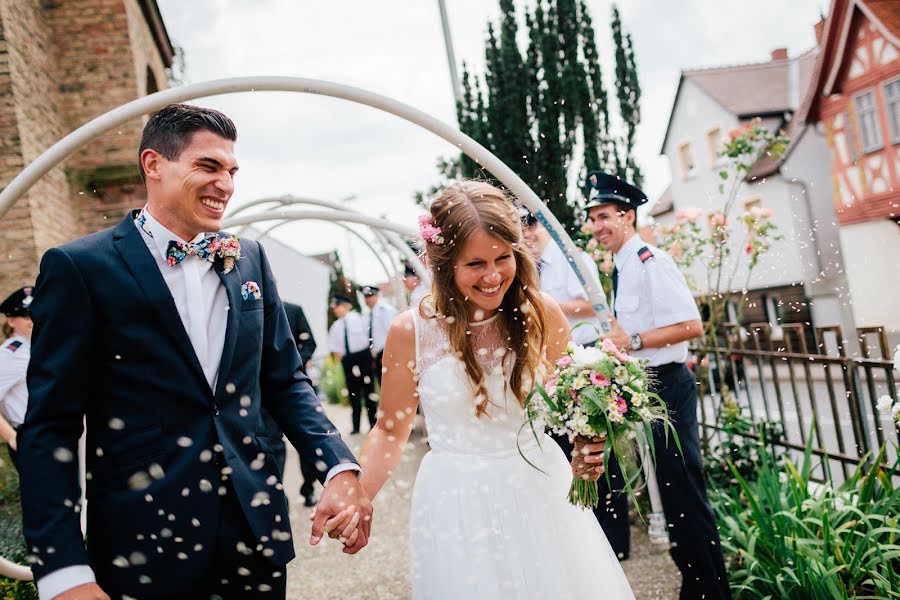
top-left (713, 434), bottom-right (900, 599)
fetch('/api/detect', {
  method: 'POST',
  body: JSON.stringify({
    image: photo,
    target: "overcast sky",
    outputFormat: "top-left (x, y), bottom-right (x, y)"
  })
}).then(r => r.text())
top-left (155, 0), bottom-right (827, 285)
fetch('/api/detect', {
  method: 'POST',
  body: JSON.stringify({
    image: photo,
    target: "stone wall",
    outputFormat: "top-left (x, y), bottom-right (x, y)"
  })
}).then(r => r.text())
top-left (0, 0), bottom-right (171, 295)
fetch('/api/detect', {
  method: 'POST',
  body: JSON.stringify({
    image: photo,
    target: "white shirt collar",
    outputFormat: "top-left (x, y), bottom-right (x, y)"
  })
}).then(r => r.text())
top-left (136, 206), bottom-right (208, 258)
top-left (613, 233), bottom-right (643, 270)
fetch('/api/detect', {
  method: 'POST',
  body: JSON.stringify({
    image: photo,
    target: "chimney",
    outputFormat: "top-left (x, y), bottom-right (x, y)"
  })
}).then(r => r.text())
top-left (814, 18), bottom-right (826, 44)
top-left (771, 48), bottom-right (788, 60)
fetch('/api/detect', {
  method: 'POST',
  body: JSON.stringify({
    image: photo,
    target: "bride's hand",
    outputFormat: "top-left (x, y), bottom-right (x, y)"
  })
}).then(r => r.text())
top-left (571, 435), bottom-right (606, 481)
top-left (310, 505), bottom-right (360, 545)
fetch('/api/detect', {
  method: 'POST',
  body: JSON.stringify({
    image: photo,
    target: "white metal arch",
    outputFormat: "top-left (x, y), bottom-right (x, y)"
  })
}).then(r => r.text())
top-left (0, 76), bottom-right (608, 325)
top-left (0, 78), bottom-right (672, 582)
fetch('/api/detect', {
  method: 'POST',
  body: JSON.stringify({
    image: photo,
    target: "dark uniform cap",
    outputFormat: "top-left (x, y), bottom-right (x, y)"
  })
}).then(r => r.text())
top-left (360, 285), bottom-right (380, 297)
top-left (0, 286), bottom-right (34, 318)
top-left (331, 294), bottom-right (353, 306)
top-left (583, 171), bottom-right (648, 212)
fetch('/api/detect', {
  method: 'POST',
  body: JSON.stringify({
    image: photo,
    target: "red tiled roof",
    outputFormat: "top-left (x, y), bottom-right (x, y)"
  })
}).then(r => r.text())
top-left (865, 0), bottom-right (900, 39)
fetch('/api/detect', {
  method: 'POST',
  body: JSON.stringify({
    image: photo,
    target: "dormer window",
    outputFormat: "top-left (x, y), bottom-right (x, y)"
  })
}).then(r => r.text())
top-left (706, 127), bottom-right (723, 167)
top-left (678, 141), bottom-right (696, 180)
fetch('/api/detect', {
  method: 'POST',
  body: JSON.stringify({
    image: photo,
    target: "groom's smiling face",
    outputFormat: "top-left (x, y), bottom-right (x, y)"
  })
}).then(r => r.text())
top-left (144, 130), bottom-right (239, 240)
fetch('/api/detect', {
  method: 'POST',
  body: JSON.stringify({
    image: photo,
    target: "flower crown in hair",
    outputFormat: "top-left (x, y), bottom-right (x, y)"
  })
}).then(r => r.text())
top-left (418, 214), bottom-right (445, 245)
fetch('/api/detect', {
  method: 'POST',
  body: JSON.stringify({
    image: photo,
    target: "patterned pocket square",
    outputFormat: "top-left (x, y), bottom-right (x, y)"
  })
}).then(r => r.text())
top-left (241, 281), bottom-right (261, 301)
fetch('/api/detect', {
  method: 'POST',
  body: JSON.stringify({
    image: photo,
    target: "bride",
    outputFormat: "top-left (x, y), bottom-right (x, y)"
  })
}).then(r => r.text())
top-left (348, 181), bottom-right (634, 598)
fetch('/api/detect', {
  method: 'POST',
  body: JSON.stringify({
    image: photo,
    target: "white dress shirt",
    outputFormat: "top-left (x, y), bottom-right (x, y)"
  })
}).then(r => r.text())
top-left (38, 207), bottom-right (357, 600)
top-left (613, 234), bottom-right (701, 367)
top-left (328, 311), bottom-right (371, 355)
top-left (539, 242), bottom-right (602, 346)
top-left (368, 302), bottom-right (397, 354)
top-left (0, 335), bottom-right (29, 426)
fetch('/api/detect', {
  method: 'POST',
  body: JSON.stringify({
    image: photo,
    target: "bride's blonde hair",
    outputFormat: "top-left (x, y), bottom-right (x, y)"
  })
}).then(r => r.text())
top-left (423, 181), bottom-right (547, 417)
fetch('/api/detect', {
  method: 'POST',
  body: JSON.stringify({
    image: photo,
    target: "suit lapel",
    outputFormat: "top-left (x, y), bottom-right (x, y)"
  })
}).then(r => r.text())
top-left (112, 213), bottom-right (210, 394)
top-left (214, 257), bottom-right (242, 400)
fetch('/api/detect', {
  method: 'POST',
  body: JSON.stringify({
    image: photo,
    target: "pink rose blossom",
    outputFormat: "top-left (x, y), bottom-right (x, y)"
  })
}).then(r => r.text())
top-left (589, 372), bottom-right (611, 387)
top-left (616, 396), bottom-right (628, 414)
top-left (556, 355), bottom-right (573, 368)
top-left (601, 338), bottom-right (630, 363)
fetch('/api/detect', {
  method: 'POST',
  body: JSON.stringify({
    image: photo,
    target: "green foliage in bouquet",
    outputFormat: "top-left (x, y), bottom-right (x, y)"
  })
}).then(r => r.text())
top-left (525, 341), bottom-right (681, 509)
top-left (713, 434), bottom-right (900, 599)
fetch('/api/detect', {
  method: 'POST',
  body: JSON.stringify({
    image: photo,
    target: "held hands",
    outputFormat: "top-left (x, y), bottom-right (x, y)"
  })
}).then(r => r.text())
top-left (571, 435), bottom-right (606, 482)
top-left (309, 470), bottom-right (373, 555)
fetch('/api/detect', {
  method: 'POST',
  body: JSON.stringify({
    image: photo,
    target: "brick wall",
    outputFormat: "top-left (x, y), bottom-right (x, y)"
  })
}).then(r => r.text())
top-left (0, 0), bottom-right (171, 298)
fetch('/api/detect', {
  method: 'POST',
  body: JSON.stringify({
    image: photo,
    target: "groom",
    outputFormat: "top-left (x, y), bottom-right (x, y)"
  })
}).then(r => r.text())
top-left (18, 104), bottom-right (372, 600)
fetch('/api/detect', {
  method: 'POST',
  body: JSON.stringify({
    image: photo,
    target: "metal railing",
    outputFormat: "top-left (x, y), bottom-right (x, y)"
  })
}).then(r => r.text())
top-left (698, 323), bottom-right (898, 482)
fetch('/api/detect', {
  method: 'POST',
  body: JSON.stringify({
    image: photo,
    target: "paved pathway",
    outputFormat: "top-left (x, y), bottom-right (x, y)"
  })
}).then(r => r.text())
top-left (282, 403), bottom-right (681, 599)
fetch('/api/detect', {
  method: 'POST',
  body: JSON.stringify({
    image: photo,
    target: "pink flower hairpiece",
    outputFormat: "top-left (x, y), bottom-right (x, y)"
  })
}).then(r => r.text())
top-left (418, 214), bottom-right (445, 245)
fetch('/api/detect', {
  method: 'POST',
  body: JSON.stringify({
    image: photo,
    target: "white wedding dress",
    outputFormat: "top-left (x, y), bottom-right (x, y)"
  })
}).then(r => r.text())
top-left (409, 305), bottom-right (635, 599)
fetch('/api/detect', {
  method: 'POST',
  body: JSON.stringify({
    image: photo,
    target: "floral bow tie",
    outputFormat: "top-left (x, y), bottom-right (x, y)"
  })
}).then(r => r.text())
top-left (165, 236), bottom-right (219, 267)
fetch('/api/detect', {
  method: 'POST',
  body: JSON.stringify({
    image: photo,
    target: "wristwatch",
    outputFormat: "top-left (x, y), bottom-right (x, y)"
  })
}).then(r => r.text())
top-left (629, 333), bottom-right (643, 351)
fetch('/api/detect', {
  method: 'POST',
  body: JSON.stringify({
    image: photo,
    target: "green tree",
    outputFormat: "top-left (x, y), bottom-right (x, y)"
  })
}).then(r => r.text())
top-left (611, 5), bottom-right (642, 187)
top-left (422, 1), bottom-right (642, 233)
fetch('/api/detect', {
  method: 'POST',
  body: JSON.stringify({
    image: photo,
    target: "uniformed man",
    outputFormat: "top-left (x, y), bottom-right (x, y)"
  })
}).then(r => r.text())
top-left (585, 171), bottom-right (731, 600)
top-left (0, 286), bottom-right (35, 469)
top-left (522, 212), bottom-right (603, 347)
top-left (327, 294), bottom-right (376, 434)
top-left (262, 300), bottom-right (321, 506)
top-left (403, 263), bottom-right (429, 309)
top-left (361, 285), bottom-right (397, 389)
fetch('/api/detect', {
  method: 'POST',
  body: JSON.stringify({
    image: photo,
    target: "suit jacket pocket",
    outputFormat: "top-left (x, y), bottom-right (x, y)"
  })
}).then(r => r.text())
top-left (93, 425), bottom-right (165, 488)
top-left (241, 298), bottom-right (264, 311)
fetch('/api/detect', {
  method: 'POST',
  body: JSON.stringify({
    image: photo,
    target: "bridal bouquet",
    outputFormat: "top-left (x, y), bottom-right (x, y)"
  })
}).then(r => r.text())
top-left (527, 339), bottom-right (679, 509)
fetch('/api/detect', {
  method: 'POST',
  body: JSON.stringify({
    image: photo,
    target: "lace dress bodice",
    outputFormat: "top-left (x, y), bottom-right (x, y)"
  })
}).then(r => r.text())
top-left (412, 304), bottom-right (537, 457)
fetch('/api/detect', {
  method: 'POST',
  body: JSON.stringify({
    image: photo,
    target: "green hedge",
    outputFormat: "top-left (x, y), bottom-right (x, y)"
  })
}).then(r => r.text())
top-left (712, 435), bottom-right (900, 599)
top-left (0, 449), bottom-right (37, 599)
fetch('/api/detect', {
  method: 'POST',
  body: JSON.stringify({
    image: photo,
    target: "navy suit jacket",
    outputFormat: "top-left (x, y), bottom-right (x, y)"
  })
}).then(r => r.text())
top-left (18, 212), bottom-right (356, 592)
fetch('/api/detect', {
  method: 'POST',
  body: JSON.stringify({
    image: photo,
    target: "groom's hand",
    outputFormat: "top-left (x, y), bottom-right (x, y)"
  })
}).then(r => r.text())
top-left (310, 470), bottom-right (373, 555)
top-left (52, 582), bottom-right (110, 600)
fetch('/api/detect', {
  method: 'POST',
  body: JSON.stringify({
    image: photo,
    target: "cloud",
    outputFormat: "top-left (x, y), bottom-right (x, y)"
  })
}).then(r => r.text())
top-left (157, 0), bottom-right (825, 283)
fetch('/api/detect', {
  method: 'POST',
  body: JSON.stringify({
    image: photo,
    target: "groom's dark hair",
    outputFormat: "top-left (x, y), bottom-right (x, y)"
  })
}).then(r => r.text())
top-left (138, 103), bottom-right (237, 179)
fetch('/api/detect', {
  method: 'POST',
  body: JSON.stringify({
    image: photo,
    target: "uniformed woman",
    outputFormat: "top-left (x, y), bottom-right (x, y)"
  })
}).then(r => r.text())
top-left (0, 286), bottom-right (35, 469)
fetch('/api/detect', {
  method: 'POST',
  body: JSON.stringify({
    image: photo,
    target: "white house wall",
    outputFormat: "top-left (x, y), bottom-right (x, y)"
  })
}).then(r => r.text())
top-left (662, 79), bottom-right (809, 295)
top-left (781, 124), bottom-right (859, 342)
top-left (839, 220), bottom-right (900, 346)
top-left (243, 228), bottom-right (332, 359)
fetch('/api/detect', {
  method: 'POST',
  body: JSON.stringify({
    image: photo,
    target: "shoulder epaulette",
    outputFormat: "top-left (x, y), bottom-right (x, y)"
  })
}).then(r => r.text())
top-left (3, 340), bottom-right (23, 353)
top-left (637, 246), bottom-right (654, 263)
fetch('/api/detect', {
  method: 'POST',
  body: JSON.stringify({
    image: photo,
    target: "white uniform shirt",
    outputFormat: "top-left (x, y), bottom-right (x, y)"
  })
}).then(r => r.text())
top-left (367, 302), bottom-right (397, 354)
top-left (613, 234), bottom-right (701, 367)
top-left (0, 335), bottom-right (29, 427)
top-left (328, 312), bottom-right (371, 355)
top-left (539, 242), bottom-right (602, 345)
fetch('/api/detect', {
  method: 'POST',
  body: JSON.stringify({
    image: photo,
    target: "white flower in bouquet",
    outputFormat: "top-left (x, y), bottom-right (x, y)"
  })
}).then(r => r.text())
top-left (572, 372), bottom-right (591, 390)
top-left (570, 344), bottom-right (604, 368)
top-left (877, 395), bottom-right (894, 414)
